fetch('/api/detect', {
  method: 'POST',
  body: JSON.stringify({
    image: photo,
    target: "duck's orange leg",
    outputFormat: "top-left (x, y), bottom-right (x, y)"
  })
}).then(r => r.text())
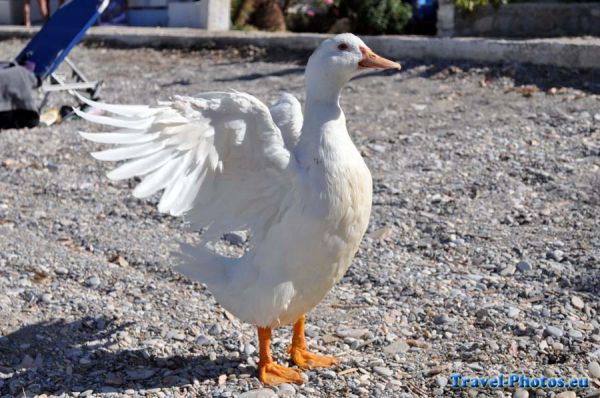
top-left (288, 315), bottom-right (339, 369)
top-left (257, 326), bottom-right (304, 385)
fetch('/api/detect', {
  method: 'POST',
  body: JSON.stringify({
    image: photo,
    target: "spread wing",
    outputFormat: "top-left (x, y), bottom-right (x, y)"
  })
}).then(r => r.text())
top-left (75, 92), bottom-right (295, 241)
top-left (269, 93), bottom-right (303, 150)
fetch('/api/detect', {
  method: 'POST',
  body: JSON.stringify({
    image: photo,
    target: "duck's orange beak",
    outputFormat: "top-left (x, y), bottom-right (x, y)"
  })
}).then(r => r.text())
top-left (358, 47), bottom-right (401, 70)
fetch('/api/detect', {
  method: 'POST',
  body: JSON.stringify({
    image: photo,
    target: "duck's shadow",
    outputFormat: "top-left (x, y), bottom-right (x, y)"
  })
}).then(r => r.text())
top-left (0, 317), bottom-right (246, 396)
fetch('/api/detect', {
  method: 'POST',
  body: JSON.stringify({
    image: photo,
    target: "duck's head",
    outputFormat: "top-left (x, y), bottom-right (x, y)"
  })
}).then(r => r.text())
top-left (305, 33), bottom-right (400, 102)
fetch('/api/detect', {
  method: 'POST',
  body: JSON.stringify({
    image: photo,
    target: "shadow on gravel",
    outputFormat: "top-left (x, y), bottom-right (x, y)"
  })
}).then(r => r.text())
top-left (214, 66), bottom-right (305, 82)
top-left (398, 60), bottom-right (600, 94)
top-left (0, 317), bottom-right (243, 396)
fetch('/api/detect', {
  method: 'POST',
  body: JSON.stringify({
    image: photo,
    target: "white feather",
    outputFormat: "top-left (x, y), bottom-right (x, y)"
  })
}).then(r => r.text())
top-left (74, 107), bottom-right (155, 130)
top-left (78, 131), bottom-right (160, 145)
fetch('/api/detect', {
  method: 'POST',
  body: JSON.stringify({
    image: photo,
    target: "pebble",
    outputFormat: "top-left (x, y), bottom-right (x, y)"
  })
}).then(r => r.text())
top-left (555, 392), bottom-right (576, 398)
top-left (569, 329), bottom-right (583, 339)
top-left (513, 389), bottom-right (529, 398)
top-left (589, 361), bottom-right (600, 379)
top-left (244, 343), bottom-right (256, 356)
top-left (383, 339), bottom-right (409, 354)
top-left (571, 296), bottom-right (584, 310)
top-left (547, 249), bottom-right (564, 262)
top-left (85, 276), bottom-right (100, 287)
top-left (166, 330), bottom-right (186, 341)
top-left (433, 314), bottom-right (450, 325)
top-left (54, 267), bottom-right (69, 275)
top-left (40, 293), bottom-right (52, 303)
top-left (373, 366), bottom-right (393, 377)
top-left (335, 327), bottom-right (369, 339)
top-left (224, 231), bottom-right (247, 246)
top-left (507, 307), bottom-right (520, 318)
top-left (544, 326), bottom-right (563, 338)
top-left (125, 369), bottom-right (156, 380)
top-left (516, 261), bottom-right (532, 272)
top-left (276, 383), bottom-right (296, 398)
top-left (436, 376), bottom-right (448, 388)
top-left (500, 265), bottom-right (516, 276)
top-left (195, 335), bottom-right (212, 346)
top-left (208, 324), bottom-right (223, 335)
top-left (239, 388), bottom-right (276, 398)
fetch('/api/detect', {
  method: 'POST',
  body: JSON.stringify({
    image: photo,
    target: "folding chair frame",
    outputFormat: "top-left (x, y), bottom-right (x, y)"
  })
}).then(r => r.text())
top-left (39, 56), bottom-right (102, 113)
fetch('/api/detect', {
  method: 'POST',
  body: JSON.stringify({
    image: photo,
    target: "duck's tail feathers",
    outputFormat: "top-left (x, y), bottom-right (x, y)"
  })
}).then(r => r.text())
top-left (176, 242), bottom-right (234, 288)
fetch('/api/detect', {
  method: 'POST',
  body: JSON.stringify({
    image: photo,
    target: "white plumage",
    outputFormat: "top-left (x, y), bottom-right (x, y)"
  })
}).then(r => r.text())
top-left (77, 33), bottom-right (400, 385)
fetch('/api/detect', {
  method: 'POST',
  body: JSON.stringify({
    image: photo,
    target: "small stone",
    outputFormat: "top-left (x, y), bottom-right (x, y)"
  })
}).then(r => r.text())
top-left (436, 376), bottom-right (448, 388)
top-left (166, 330), bottom-right (186, 341)
top-left (369, 226), bottom-right (393, 241)
top-left (105, 372), bottom-right (124, 386)
top-left (552, 341), bottom-right (564, 351)
top-left (335, 327), bottom-right (368, 339)
top-left (85, 276), bottom-right (100, 287)
top-left (571, 296), bottom-right (584, 310)
top-left (322, 334), bottom-right (340, 344)
top-left (195, 335), bottom-right (212, 346)
top-left (125, 369), bottom-right (156, 380)
top-left (569, 329), bottom-right (583, 339)
top-left (368, 143), bottom-right (386, 153)
top-left (555, 392), bottom-right (576, 398)
top-left (500, 265), bottom-right (516, 276)
top-left (239, 388), bottom-right (276, 398)
top-left (507, 307), bottom-right (520, 318)
top-left (516, 261), bottom-right (532, 272)
top-left (544, 326), bottom-right (563, 338)
top-left (244, 343), bottom-right (256, 356)
top-left (55, 267), bottom-right (69, 275)
top-left (40, 293), bottom-right (52, 303)
top-left (425, 364), bottom-right (450, 376)
top-left (208, 324), bottom-right (222, 335)
top-left (513, 389), bottom-right (529, 398)
top-left (589, 361), bottom-right (600, 379)
top-left (19, 354), bottom-right (36, 369)
top-left (411, 103), bottom-right (427, 111)
top-left (218, 374), bottom-right (227, 385)
top-left (430, 194), bottom-right (442, 204)
top-left (373, 366), bottom-right (393, 377)
top-left (384, 339), bottom-right (409, 354)
top-left (547, 249), bottom-right (564, 262)
top-left (276, 383), bottom-right (296, 398)
top-left (433, 314), bottom-right (450, 325)
top-left (224, 231), bottom-right (247, 246)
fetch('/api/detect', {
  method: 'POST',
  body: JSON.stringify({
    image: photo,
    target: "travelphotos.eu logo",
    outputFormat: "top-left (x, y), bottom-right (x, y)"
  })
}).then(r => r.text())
top-left (450, 374), bottom-right (589, 389)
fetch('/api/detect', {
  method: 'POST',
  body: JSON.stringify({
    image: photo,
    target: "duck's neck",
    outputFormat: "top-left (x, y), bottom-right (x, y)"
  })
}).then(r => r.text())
top-left (295, 69), bottom-right (347, 164)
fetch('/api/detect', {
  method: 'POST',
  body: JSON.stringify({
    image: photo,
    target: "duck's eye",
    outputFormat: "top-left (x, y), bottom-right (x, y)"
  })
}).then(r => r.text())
top-left (338, 43), bottom-right (349, 51)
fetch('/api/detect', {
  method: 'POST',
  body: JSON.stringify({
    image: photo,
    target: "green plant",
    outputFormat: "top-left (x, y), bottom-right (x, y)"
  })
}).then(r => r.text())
top-left (454, 0), bottom-right (505, 13)
top-left (340, 0), bottom-right (412, 35)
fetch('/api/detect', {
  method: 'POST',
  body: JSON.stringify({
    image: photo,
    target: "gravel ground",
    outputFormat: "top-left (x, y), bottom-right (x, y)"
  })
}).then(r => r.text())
top-left (0, 38), bottom-right (599, 398)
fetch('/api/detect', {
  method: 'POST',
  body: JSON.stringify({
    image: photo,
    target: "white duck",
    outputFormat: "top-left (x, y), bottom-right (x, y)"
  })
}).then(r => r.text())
top-left (76, 33), bottom-right (400, 385)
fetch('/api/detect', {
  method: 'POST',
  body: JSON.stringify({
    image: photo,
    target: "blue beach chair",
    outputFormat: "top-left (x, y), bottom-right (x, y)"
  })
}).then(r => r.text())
top-left (15, 0), bottom-right (110, 110)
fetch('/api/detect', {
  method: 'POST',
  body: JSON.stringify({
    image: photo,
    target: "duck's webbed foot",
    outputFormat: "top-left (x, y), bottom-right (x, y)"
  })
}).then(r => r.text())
top-left (257, 326), bottom-right (304, 385)
top-left (288, 314), bottom-right (339, 369)
top-left (259, 361), bottom-right (304, 385)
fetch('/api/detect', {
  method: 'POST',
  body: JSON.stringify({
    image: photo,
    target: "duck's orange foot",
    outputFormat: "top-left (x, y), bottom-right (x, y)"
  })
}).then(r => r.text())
top-left (288, 347), bottom-right (339, 369)
top-left (259, 362), bottom-right (304, 385)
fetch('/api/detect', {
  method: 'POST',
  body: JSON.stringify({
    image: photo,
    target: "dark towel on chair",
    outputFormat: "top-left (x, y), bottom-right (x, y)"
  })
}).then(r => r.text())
top-left (0, 62), bottom-right (39, 129)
